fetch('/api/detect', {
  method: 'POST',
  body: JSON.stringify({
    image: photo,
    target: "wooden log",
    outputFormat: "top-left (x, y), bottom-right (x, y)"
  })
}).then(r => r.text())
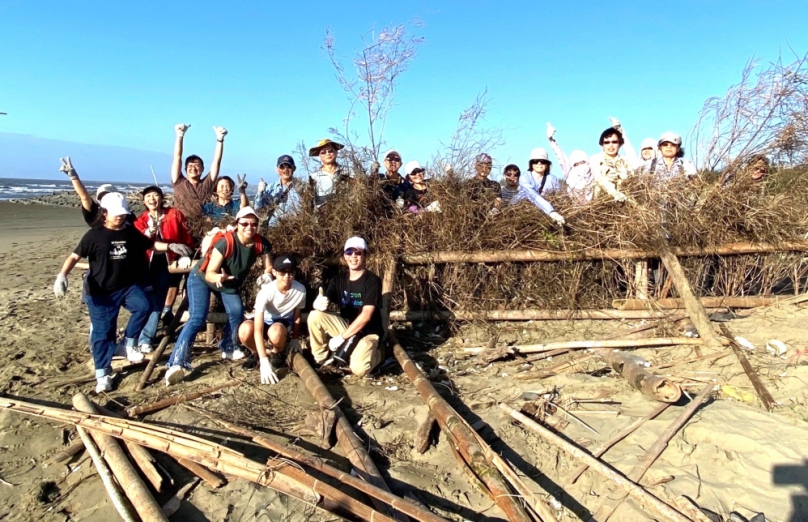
top-left (587, 383), bottom-right (715, 522)
top-left (392, 336), bottom-right (535, 522)
top-left (566, 402), bottom-right (671, 485)
top-left (600, 351), bottom-right (682, 403)
top-left (634, 260), bottom-right (649, 300)
top-left (43, 438), bottom-right (85, 467)
top-left (613, 296), bottom-right (780, 310)
top-left (76, 425), bottom-right (138, 522)
top-left (466, 337), bottom-right (709, 356)
top-left (176, 458), bottom-right (225, 488)
top-left (389, 308), bottom-right (732, 322)
top-left (718, 324), bottom-right (776, 411)
top-left (400, 241), bottom-right (808, 265)
top-left (673, 496), bottom-right (715, 522)
top-left (414, 413), bottom-right (437, 454)
top-left (126, 380), bottom-right (240, 417)
top-left (137, 295), bottom-right (189, 390)
top-left (289, 351), bottom-right (403, 521)
top-left (500, 404), bottom-right (692, 522)
top-left (381, 258), bottom-right (397, 333)
top-left (72, 394), bottom-right (168, 522)
top-left (161, 478), bottom-right (199, 517)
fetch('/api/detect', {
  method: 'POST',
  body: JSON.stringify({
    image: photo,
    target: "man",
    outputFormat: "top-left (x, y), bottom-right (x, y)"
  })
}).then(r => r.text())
top-left (307, 237), bottom-right (383, 377)
top-left (466, 153), bottom-right (502, 202)
top-left (171, 123), bottom-right (228, 219)
top-left (238, 254), bottom-right (305, 385)
top-left (377, 149), bottom-right (410, 201)
top-left (53, 193), bottom-right (193, 392)
top-left (254, 155), bottom-right (302, 225)
top-left (59, 157), bottom-right (132, 227)
top-left (309, 139), bottom-right (351, 208)
top-left (500, 164), bottom-right (565, 225)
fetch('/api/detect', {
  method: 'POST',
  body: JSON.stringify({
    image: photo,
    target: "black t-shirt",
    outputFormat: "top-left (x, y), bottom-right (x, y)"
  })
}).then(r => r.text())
top-left (466, 177), bottom-right (501, 201)
top-left (326, 270), bottom-right (383, 337)
top-left (74, 226), bottom-right (154, 295)
top-left (403, 184), bottom-right (430, 208)
top-left (193, 235), bottom-right (272, 294)
top-left (82, 200), bottom-right (135, 228)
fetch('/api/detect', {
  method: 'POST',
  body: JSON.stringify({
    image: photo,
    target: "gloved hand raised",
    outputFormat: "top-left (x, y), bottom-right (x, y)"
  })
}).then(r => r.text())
top-left (256, 178), bottom-right (267, 195)
top-left (147, 214), bottom-right (164, 236)
top-left (175, 123), bottom-right (190, 137)
top-left (259, 357), bottom-right (279, 385)
top-left (549, 211), bottom-right (565, 226)
top-left (237, 174), bottom-right (248, 194)
top-left (256, 273), bottom-right (273, 288)
top-left (312, 287), bottom-right (329, 312)
top-left (59, 157), bottom-right (78, 180)
top-left (328, 335), bottom-right (345, 351)
top-left (613, 192), bottom-right (627, 203)
top-left (177, 257), bottom-right (192, 270)
top-left (546, 122), bottom-right (556, 141)
top-left (371, 161), bottom-right (381, 176)
top-left (168, 243), bottom-right (193, 257)
top-left (608, 117), bottom-right (623, 133)
top-left (54, 273), bottom-right (68, 298)
top-left (213, 126), bottom-right (228, 141)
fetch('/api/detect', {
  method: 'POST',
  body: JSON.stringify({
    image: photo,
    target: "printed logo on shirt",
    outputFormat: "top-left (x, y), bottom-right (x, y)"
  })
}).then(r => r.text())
top-left (341, 291), bottom-right (364, 308)
top-left (110, 241), bottom-right (128, 260)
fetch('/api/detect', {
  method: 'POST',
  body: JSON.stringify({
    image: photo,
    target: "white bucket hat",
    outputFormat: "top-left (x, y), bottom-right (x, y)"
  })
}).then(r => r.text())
top-left (529, 148), bottom-right (550, 162)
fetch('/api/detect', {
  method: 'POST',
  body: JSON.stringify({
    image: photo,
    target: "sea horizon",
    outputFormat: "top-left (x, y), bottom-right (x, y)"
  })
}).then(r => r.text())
top-left (0, 177), bottom-right (173, 201)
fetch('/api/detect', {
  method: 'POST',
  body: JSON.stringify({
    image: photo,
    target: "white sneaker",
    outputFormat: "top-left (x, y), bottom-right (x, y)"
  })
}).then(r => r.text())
top-left (138, 343), bottom-right (153, 354)
top-left (222, 348), bottom-right (247, 361)
top-left (165, 365), bottom-right (185, 386)
top-left (95, 375), bottom-right (113, 393)
top-left (126, 345), bottom-right (145, 363)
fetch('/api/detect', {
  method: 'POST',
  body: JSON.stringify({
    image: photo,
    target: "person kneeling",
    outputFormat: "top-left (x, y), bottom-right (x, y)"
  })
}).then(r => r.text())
top-left (307, 237), bottom-right (383, 377)
top-left (238, 255), bottom-right (305, 385)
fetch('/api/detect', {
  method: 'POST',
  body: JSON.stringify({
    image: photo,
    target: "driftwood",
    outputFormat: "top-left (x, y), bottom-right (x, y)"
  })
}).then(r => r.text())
top-left (176, 458), bottom-right (225, 488)
top-left (400, 241), bottom-right (808, 265)
top-left (500, 404), bottom-right (691, 522)
top-left (600, 351), bottom-right (682, 403)
top-left (289, 351), bottom-right (402, 521)
top-left (126, 380), bottom-right (240, 417)
top-left (566, 402), bottom-right (671, 485)
top-left (588, 383), bottom-right (716, 521)
top-left (719, 324), bottom-right (777, 411)
top-left (613, 296), bottom-right (779, 310)
top-left (161, 478), bottom-right (199, 517)
top-left (466, 337), bottom-right (709, 356)
top-left (137, 295), bottom-right (189, 390)
top-left (392, 336), bottom-right (539, 522)
top-left (43, 438), bottom-right (85, 467)
top-left (72, 394), bottom-right (168, 522)
top-left (414, 412), bottom-right (438, 454)
top-left (389, 308), bottom-right (732, 322)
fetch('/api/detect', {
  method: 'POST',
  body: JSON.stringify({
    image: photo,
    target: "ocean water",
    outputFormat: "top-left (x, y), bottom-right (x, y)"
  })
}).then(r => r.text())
top-left (0, 177), bottom-right (173, 201)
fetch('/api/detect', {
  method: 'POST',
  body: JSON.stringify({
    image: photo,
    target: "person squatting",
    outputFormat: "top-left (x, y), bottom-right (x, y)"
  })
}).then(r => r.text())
top-left (53, 120), bottom-right (769, 393)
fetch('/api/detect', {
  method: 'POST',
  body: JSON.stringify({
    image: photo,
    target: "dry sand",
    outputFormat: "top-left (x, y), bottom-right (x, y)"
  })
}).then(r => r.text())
top-left (1, 200), bottom-right (808, 521)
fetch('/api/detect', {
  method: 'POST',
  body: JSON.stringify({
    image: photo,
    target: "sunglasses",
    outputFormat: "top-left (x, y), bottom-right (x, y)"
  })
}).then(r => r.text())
top-left (573, 161), bottom-right (588, 167)
top-left (386, 157), bottom-right (401, 162)
top-left (410, 169), bottom-right (425, 176)
top-left (659, 142), bottom-right (678, 147)
top-left (319, 148), bottom-right (336, 155)
top-left (602, 140), bottom-right (621, 145)
top-left (344, 249), bottom-right (365, 257)
top-left (238, 221), bottom-right (258, 228)
top-left (504, 171), bottom-right (520, 178)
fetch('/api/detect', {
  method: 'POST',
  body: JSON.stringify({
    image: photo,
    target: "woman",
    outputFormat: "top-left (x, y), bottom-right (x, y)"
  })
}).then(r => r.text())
top-left (639, 138), bottom-right (658, 162)
top-left (546, 123), bottom-right (594, 204)
top-left (522, 148), bottom-right (561, 195)
top-left (642, 132), bottom-right (697, 180)
top-left (588, 119), bottom-right (639, 201)
top-left (133, 186), bottom-right (194, 353)
top-left (165, 206), bottom-right (272, 386)
top-left (403, 161), bottom-right (440, 212)
top-left (202, 176), bottom-right (248, 220)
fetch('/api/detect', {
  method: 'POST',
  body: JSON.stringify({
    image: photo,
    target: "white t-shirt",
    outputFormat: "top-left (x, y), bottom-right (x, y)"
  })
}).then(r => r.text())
top-left (254, 280), bottom-right (306, 323)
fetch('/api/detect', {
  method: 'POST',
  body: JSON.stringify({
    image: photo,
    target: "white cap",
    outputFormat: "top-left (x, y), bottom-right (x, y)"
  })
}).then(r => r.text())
top-left (382, 149), bottom-right (401, 161)
top-left (344, 236), bottom-right (367, 252)
top-left (96, 183), bottom-right (118, 200)
top-left (658, 132), bottom-right (682, 146)
top-left (640, 138), bottom-right (657, 150)
top-left (235, 206), bottom-right (259, 220)
top-left (405, 160), bottom-right (423, 176)
top-left (569, 150), bottom-right (588, 165)
top-left (99, 192), bottom-right (130, 216)
top-left (529, 148), bottom-right (550, 162)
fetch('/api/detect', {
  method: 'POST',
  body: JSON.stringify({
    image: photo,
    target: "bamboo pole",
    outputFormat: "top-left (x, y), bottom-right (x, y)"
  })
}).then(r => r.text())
top-left (382, 258), bottom-right (397, 334)
top-left (392, 336), bottom-right (536, 522)
top-left (137, 295), bottom-right (189, 390)
top-left (718, 324), bottom-right (776, 411)
top-left (465, 337), bottom-right (709, 356)
top-left (613, 296), bottom-right (779, 310)
top-left (76, 425), bottom-right (138, 522)
top-left (400, 241), bottom-right (808, 265)
top-left (72, 394), bottom-right (168, 522)
top-left (289, 351), bottom-right (403, 521)
top-left (566, 402), bottom-right (671, 485)
top-left (127, 380), bottom-right (240, 417)
top-left (176, 458), bottom-right (226, 488)
top-left (500, 404), bottom-right (691, 522)
top-left (600, 351), bottom-right (682, 403)
top-left (389, 308), bottom-right (732, 322)
top-left (587, 383), bottom-right (715, 522)
top-left (43, 438), bottom-right (85, 467)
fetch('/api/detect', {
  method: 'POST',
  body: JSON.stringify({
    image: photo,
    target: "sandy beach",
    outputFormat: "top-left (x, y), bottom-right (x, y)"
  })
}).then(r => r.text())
top-left (1, 199), bottom-right (808, 521)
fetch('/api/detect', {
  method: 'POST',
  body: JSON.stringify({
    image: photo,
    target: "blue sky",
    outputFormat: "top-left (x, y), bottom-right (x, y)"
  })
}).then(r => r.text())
top-left (1, 0), bottom-right (807, 183)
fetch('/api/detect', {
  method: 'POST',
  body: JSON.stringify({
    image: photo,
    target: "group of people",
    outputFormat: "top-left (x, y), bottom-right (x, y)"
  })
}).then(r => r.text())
top-left (53, 120), bottom-right (770, 393)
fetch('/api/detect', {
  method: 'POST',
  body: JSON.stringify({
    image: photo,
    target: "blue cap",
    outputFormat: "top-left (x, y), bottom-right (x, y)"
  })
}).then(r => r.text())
top-left (277, 155), bottom-right (296, 168)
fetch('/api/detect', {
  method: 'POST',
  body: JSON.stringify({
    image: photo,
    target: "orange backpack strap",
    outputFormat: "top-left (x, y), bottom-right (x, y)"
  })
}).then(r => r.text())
top-left (198, 230), bottom-right (236, 273)
top-left (253, 234), bottom-right (265, 256)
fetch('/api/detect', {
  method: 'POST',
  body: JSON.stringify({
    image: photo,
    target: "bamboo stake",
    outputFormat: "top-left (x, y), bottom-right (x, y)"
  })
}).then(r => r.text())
top-left (718, 324), bottom-right (776, 411)
top-left (466, 337), bottom-right (708, 356)
top-left (389, 308), bottom-right (732, 322)
top-left (382, 257), bottom-right (397, 333)
top-left (76, 425), bottom-right (138, 522)
top-left (392, 336), bottom-right (536, 522)
top-left (500, 404), bottom-right (691, 522)
top-left (600, 351), bottom-right (682, 403)
top-left (613, 296), bottom-right (779, 310)
top-left (587, 383), bottom-right (716, 522)
top-left (414, 413), bottom-right (437, 454)
top-left (566, 402), bottom-right (671, 485)
top-left (176, 458), bottom-right (226, 488)
top-left (43, 438), bottom-right (85, 467)
top-left (72, 394), bottom-right (168, 522)
top-left (138, 295), bottom-right (189, 390)
top-left (126, 380), bottom-right (240, 417)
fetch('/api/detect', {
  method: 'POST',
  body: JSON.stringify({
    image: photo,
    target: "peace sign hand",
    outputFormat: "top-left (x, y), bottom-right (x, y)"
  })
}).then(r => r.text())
top-left (59, 157), bottom-right (78, 180)
top-left (237, 174), bottom-right (248, 193)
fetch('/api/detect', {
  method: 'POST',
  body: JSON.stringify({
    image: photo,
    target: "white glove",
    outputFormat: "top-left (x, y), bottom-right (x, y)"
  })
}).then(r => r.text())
top-left (256, 178), bottom-right (267, 195)
top-left (54, 273), bottom-right (68, 298)
top-left (237, 174), bottom-right (248, 193)
top-left (213, 126), bottom-right (228, 141)
top-left (609, 117), bottom-right (623, 133)
top-left (312, 287), bottom-right (329, 312)
top-left (549, 211), bottom-right (565, 225)
top-left (259, 357), bottom-right (279, 385)
top-left (59, 157), bottom-right (78, 180)
top-left (546, 122), bottom-right (556, 141)
top-left (256, 273), bottom-right (273, 288)
top-left (175, 123), bottom-right (190, 137)
top-left (177, 257), bottom-right (192, 270)
top-left (488, 206), bottom-right (500, 216)
top-left (613, 192), bottom-right (627, 203)
top-left (396, 198), bottom-right (404, 208)
top-left (425, 200), bottom-right (442, 213)
top-left (146, 214), bottom-right (164, 236)
top-left (169, 243), bottom-right (193, 257)
top-left (328, 335), bottom-right (345, 351)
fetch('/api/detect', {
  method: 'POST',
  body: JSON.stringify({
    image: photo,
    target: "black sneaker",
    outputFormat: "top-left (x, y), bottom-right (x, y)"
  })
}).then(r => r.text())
top-left (270, 350), bottom-right (288, 370)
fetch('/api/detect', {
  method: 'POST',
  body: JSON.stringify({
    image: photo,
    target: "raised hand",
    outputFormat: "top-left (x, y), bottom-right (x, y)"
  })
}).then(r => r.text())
top-left (237, 174), bottom-right (248, 194)
top-left (213, 126), bottom-right (228, 141)
top-left (608, 117), bottom-right (623, 133)
top-left (256, 178), bottom-right (267, 195)
top-left (546, 122), bottom-right (556, 141)
top-left (175, 123), bottom-right (190, 137)
top-left (59, 157), bottom-right (78, 180)
top-left (312, 287), bottom-right (329, 312)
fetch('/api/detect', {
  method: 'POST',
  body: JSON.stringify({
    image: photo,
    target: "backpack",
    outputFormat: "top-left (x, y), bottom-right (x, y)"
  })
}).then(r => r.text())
top-left (198, 228), bottom-right (266, 273)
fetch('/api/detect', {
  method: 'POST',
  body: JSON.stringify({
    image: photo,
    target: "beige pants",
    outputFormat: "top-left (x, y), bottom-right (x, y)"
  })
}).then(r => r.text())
top-left (307, 310), bottom-right (381, 377)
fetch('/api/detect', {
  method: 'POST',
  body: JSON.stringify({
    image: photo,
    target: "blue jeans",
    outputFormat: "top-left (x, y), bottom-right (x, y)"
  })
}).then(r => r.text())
top-left (168, 271), bottom-right (243, 369)
top-left (86, 284), bottom-right (152, 378)
top-left (137, 258), bottom-right (171, 346)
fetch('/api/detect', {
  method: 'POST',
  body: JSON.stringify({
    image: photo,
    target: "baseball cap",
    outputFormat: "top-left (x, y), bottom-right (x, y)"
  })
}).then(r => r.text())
top-left (235, 206), bottom-right (259, 221)
top-left (475, 153), bottom-right (493, 164)
top-left (658, 132), bottom-right (682, 146)
top-left (277, 155), bottom-right (296, 168)
top-left (344, 236), bottom-right (367, 252)
top-left (382, 149), bottom-right (401, 161)
top-left (96, 183), bottom-right (118, 200)
top-left (99, 192), bottom-right (130, 216)
top-left (141, 185), bottom-right (163, 198)
top-left (273, 255), bottom-right (297, 271)
top-left (640, 138), bottom-right (657, 150)
top-left (405, 160), bottom-right (424, 176)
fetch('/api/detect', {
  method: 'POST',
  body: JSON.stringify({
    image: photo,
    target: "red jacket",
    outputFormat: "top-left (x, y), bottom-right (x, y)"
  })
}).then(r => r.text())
top-left (134, 207), bottom-right (194, 263)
